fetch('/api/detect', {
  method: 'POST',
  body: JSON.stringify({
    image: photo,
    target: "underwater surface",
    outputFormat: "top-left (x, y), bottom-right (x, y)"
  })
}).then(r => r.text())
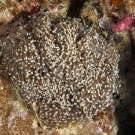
top-left (0, 0), bottom-right (135, 135)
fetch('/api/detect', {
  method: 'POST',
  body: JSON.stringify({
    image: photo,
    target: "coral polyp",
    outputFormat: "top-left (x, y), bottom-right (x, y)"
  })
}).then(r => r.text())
top-left (2, 12), bottom-right (119, 129)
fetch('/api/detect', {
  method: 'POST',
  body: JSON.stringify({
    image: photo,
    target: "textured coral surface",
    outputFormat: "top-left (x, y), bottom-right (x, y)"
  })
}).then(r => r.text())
top-left (2, 12), bottom-right (119, 129)
top-left (0, 65), bottom-right (116, 134)
top-left (0, 0), bottom-right (135, 134)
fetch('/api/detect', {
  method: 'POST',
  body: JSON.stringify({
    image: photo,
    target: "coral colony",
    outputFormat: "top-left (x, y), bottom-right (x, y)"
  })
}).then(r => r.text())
top-left (2, 12), bottom-right (119, 128)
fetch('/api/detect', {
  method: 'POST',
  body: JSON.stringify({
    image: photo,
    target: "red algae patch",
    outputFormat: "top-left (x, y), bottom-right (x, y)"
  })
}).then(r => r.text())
top-left (0, 65), bottom-right (34, 135)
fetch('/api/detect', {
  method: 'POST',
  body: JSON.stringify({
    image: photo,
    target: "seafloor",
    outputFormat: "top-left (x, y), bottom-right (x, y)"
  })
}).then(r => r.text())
top-left (0, 0), bottom-right (135, 135)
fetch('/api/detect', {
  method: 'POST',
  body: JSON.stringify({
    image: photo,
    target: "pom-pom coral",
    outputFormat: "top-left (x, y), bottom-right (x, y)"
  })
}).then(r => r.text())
top-left (111, 13), bottom-right (134, 32)
top-left (1, 12), bottom-right (119, 129)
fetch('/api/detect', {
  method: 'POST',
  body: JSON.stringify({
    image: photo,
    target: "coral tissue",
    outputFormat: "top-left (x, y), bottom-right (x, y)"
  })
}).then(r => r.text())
top-left (2, 12), bottom-right (119, 129)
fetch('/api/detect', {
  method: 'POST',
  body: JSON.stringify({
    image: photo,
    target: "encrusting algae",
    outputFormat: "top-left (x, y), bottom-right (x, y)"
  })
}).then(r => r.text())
top-left (1, 11), bottom-right (119, 129)
top-left (0, 65), bottom-right (34, 135)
